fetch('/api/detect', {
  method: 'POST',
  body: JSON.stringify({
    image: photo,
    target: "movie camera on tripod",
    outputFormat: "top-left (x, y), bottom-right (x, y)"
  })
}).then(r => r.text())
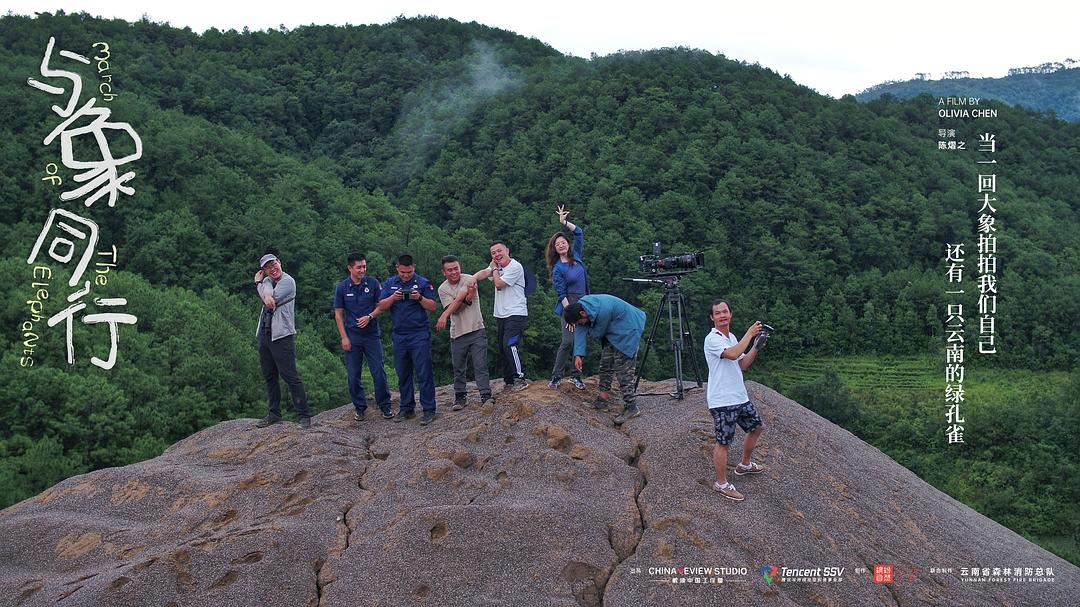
top-left (638, 243), bottom-right (705, 276)
top-left (623, 243), bottom-right (706, 400)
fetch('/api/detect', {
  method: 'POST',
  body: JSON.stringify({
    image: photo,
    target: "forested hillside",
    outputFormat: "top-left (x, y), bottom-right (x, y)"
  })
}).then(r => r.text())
top-left (1, 12), bottom-right (1078, 559)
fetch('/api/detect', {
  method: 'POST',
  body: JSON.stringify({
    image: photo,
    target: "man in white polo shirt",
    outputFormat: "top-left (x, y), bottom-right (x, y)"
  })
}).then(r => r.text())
top-left (473, 240), bottom-right (529, 392)
top-left (703, 298), bottom-right (766, 502)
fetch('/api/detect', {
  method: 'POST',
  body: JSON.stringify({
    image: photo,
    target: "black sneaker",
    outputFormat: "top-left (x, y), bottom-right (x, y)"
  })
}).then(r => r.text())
top-left (480, 393), bottom-right (494, 406)
top-left (298, 416), bottom-right (312, 429)
top-left (614, 406), bottom-right (640, 426)
top-left (381, 409), bottom-right (395, 420)
top-left (353, 410), bottom-right (365, 422)
top-left (569, 376), bottom-right (586, 390)
top-left (511, 378), bottom-right (530, 392)
top-left (591, 397), bottom-right (610, 411)
top-left (394, 409), bottom-right (416, 423)
top-left (452, 395), bottom-right (467, 411)
top-left (419, 410), bottom-right (436, 426)
top-left (255, 415), bottom-right (281, 428)
top-left (547, 377), bottom-right (561, 389)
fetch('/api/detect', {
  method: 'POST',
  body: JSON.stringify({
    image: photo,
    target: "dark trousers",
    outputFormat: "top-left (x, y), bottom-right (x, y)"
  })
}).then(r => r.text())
top-left (393, 332), bottom-right (436, 413)
top-left (451, 328), bottom-right (491, 397)
top-left (259, 332), bottom-right (310, 419)
top-left (344, 331), bottom-right (392, 415)
top-left (496, 315), bottom-right (527, 383)
top-left (551, 319), bottom-right (582, 380)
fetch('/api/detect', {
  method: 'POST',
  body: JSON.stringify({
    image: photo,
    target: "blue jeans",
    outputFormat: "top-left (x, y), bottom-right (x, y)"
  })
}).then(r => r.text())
top-left (344, 331), bottom-right (392, 415)
top-left (393, 332), bottom-right (436, 413)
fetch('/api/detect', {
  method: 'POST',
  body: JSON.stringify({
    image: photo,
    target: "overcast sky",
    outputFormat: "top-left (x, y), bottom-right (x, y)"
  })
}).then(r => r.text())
top-left (5, 1), bottom-right (1077, 97)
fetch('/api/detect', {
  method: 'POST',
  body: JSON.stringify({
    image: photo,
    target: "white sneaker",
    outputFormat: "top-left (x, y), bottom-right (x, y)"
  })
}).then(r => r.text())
top-left (713, 481), bottom-right (744, 501)
top-left (734, 462), bottom-right (765, 476)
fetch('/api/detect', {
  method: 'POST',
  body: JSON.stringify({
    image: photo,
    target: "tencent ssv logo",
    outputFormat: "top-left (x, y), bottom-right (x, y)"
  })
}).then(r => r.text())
top-left (760, 565), bottom-right (780, 585)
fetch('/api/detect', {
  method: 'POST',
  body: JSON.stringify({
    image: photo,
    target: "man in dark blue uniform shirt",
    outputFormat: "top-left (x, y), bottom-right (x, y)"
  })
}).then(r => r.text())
top-left (377, 254), bottom-right (438, 425)
top-left (334, 252), bottom-right (393, 422)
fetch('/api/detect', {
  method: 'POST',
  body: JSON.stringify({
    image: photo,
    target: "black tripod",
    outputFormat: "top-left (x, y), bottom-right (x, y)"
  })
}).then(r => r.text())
top-left (625, 274), bottom-right (704, 400)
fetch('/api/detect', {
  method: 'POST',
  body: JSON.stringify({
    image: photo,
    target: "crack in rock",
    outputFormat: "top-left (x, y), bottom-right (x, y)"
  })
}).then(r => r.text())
top-left (600, 441), bottom-right (648, 606)
top-left (313, 558), bottom-right (324, 607)
top-left (317, 438), bottom-right (382, 607)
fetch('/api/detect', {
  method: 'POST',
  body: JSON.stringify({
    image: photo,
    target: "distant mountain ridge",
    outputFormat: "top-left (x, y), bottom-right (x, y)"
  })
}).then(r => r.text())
top-left (856, 61), bottom-right (1080, 121)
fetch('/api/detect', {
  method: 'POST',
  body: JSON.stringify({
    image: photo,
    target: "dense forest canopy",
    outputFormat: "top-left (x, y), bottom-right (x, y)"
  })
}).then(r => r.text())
top-left (1, 14), bottom-right (1078, 560)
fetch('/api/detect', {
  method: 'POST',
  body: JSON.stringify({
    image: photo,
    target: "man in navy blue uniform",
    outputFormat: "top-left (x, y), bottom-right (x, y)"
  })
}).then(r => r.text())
top-left (334, 252), bottom-right (393, 422)
top-left (377, 254), bottom-right (439, 425)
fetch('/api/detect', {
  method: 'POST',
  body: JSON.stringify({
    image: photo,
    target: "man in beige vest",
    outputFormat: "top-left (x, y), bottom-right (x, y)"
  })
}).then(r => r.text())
top-left (436, 256), bottom-right (492, 410)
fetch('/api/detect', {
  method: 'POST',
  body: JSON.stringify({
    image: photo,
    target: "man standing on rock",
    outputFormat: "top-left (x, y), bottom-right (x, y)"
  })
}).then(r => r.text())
top-left (378, 254), bottom-right (438, 426)
top-left (436, 255), bottom-right (493, 410)
top-left (703, 299), bottom-right (766, 501)
top-left (563, 294), bottom-right (646, 425)
top-left (472, 241), bottom-right (530, 392)
top-left (334, 252), bottom-right (393, 422)
top-left (254, 252), bottom-right (312, 429)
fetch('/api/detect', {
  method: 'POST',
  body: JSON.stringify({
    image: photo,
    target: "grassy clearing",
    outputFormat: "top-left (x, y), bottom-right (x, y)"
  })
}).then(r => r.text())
top-left (756, 355), bottom-right (1071, 399)
top-left (750, 355), bottom-right (1079, 565)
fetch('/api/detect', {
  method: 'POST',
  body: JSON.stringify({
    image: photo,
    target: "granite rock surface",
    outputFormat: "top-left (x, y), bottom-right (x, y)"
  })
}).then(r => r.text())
top-left (1, 379), bottom-right (1075, 606)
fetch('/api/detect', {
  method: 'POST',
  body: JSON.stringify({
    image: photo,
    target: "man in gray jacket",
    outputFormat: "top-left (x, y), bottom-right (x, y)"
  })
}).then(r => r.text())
top-left (254, 253), bottom-right (311, 428)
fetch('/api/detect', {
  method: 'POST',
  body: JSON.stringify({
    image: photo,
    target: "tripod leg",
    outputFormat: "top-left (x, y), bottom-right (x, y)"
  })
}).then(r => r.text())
top-left (634, 293), bottom-right (667, 394)
top-left (669, 290), bottom-right (684, 399)
top-left (677, 295), bottom-right (705, 388)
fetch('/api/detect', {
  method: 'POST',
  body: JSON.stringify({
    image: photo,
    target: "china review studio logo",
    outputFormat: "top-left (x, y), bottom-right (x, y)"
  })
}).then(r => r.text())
top-left (760, 565), bottom-right (780, 585)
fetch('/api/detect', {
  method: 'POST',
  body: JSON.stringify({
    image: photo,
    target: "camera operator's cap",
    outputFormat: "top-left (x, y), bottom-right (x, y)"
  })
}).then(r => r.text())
top-left (258, 253), bottom-right (279, 268)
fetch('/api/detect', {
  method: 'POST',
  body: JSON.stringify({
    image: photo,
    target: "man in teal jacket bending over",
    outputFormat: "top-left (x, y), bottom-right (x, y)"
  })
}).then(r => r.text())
top-left (563, 294), bottom-right (646, 425)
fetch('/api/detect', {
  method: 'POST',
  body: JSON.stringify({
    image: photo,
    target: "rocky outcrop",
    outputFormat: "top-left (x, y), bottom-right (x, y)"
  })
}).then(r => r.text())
top-left (1, 380), bottom-right (1075, 606)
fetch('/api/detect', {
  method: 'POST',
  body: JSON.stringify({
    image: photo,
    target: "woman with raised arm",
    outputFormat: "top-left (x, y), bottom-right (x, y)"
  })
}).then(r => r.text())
top-left (545, 204), bottom-right (590, 389)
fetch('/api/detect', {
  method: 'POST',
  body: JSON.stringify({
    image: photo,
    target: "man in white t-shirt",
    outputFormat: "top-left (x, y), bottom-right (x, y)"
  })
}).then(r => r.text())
top-left (703, 299), bottom-right (766, 502)
top-left (472, 241), bottom-right (529, 392)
